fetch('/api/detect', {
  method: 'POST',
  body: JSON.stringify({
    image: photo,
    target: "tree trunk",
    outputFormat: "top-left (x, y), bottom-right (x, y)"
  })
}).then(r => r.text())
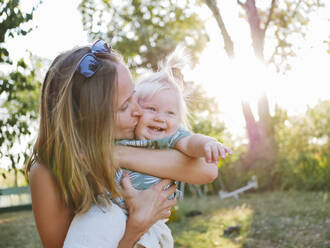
top-left (204, 0), bottom-right (234, 58)
top-left (14, 169), bottom-right (18, 187)
top-left (237, 0), bottom-right (276, 60)
top-left (257, 95), bottom-right (277, 163)
top-left (242, 95), bottom-right (278, 177)
top-left (242, 0), bottom-right (265, 60)
top-left (237, 0), bottom-right (277, 173)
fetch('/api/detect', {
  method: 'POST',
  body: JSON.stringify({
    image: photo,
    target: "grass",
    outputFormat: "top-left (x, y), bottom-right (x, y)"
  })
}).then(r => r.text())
top-left (168, 191), bottom-right (330, 248)
top-left (0, 191), bottom-right (329, 248)
top-left (0, 210), bottom-right (41, 248)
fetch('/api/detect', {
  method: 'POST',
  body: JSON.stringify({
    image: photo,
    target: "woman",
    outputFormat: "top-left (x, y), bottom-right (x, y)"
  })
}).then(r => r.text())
top-left (26, 40), bottom-right (218, 247)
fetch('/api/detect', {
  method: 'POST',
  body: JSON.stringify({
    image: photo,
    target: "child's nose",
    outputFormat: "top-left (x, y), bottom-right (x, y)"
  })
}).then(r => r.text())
top-left (154, 114), bottom-right (165, 123)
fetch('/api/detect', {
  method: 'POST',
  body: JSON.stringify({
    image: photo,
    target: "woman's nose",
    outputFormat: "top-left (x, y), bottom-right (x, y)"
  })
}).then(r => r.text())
top-left (132, 100), bottom-right (142, 117)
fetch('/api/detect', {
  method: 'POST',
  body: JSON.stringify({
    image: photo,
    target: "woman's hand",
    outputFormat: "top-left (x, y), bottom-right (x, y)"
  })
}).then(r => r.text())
top-left (122, 173), bottom-right (176, 229)
top-left (118, 174), bottom-right (176, 247)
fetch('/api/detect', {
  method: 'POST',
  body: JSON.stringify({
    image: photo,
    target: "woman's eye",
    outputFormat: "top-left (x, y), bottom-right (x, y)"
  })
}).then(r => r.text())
top-left (121, 103), bottom-right (129, 111)
top-left (168, 111), bottom-right (175, 115)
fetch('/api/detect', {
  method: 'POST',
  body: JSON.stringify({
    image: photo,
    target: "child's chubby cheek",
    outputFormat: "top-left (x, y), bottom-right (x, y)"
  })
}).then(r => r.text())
top-left (134, 116), bottom-right (149, 140)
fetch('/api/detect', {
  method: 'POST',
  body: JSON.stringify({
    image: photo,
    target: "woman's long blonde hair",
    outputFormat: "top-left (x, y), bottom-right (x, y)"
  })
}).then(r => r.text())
top-left (26, 46), bottom-right (122, 213)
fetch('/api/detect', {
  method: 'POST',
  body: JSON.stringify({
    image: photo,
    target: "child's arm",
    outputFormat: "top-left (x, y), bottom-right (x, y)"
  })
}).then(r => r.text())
top-left (175, 134), bottom-right (232, 164)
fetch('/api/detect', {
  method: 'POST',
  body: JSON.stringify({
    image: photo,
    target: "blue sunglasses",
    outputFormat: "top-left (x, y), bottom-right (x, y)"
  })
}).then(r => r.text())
top-left (76, 40), bottom-right (111, 78)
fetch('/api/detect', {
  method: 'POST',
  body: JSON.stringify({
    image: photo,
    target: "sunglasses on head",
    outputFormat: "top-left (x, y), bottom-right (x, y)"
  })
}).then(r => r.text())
top-left (76, 40), bottom-right (112, 78)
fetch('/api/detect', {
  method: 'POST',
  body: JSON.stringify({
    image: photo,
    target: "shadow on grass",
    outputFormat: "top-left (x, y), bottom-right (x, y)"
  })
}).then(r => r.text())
top-left (168, 197), bottom-right (254, 248)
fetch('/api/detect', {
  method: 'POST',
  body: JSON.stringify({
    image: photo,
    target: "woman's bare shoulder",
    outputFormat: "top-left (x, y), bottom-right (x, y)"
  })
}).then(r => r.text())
top-left (29, 162), bottom-right (61, 207)
top-left (29, 162), bottom-right (66, 208)
top-left (29, 162), bottom-right (52, 181)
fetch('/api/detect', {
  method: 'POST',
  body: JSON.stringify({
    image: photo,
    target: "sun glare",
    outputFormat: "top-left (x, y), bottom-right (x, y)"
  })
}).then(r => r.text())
top-left (184, 42), bottom-right (330, 138)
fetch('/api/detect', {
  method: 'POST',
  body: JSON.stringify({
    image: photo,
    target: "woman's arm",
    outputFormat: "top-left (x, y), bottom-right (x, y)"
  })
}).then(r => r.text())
top-left (29, 164), bottom-right (74, 248)
top-left (116, 146), bottom-right (218, 184)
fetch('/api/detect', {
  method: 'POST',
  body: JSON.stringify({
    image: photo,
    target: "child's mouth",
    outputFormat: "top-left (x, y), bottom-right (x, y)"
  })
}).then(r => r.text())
top-left (147, 126), bottom-right (166, 135)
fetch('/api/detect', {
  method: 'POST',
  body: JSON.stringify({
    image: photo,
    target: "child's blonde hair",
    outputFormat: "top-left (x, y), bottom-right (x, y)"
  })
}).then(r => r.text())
top-left (135, 47), bottom-right (190, 129)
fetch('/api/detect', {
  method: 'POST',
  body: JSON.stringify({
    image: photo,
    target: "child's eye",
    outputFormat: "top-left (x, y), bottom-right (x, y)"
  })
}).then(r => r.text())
top-left (147, 107), bottom-right (156, 111)
top-left (167, 111), bottom-right (175, 115)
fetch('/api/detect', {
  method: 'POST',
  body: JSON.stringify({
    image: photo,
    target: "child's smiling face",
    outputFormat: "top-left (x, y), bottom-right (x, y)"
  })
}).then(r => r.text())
top-left (135, 88), bottom-right (180, 140)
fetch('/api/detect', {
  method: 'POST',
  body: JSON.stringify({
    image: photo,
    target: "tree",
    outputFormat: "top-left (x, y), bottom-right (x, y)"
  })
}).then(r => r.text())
top-left (78, 0), bottom-right (209, 72)
top-left (202, 0), bottom-right (325, 180)
top-left (0, 0), bottom-right (40, 185)
top-left (205, 0), bottom-right (324, 70)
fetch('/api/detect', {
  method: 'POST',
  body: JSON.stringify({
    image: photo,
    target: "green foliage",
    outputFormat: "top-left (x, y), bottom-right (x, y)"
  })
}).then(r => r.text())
top-left (0, 56), bottom-right (41, 184)
top-left (273, 100), bottom-right (330, 191)
top-left (0, 0), bottom-right (40, 185)
top-left (78, 0), bottom-right (209, 72)
top-left (0, 0), bottom-right (36, 63)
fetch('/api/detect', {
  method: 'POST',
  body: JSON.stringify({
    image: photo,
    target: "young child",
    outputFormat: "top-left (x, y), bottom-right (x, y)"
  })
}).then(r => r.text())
top-left (116, 48), bottom-right (231, 247)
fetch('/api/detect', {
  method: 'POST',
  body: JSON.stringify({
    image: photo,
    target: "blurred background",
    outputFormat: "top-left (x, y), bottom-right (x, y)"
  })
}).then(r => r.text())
top-left (0, 0), bottom-right (329, 247)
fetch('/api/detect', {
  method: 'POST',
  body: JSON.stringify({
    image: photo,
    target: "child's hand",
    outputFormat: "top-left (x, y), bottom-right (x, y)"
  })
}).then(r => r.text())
top-left (204, 139), bottom-right (232, 164)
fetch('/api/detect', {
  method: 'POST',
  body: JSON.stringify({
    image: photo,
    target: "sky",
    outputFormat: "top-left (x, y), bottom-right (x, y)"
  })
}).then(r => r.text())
top-left (4, 0), bottom-right (330, 139)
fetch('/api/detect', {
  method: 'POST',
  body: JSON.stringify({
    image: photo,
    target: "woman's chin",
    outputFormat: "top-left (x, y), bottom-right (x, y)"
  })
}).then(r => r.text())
top-left (115, 129), bottom-right (135, 140)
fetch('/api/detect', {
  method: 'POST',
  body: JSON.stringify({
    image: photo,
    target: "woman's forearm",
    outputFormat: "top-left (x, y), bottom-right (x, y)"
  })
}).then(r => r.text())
top-left (116, 146), bottom-right (218, 184)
